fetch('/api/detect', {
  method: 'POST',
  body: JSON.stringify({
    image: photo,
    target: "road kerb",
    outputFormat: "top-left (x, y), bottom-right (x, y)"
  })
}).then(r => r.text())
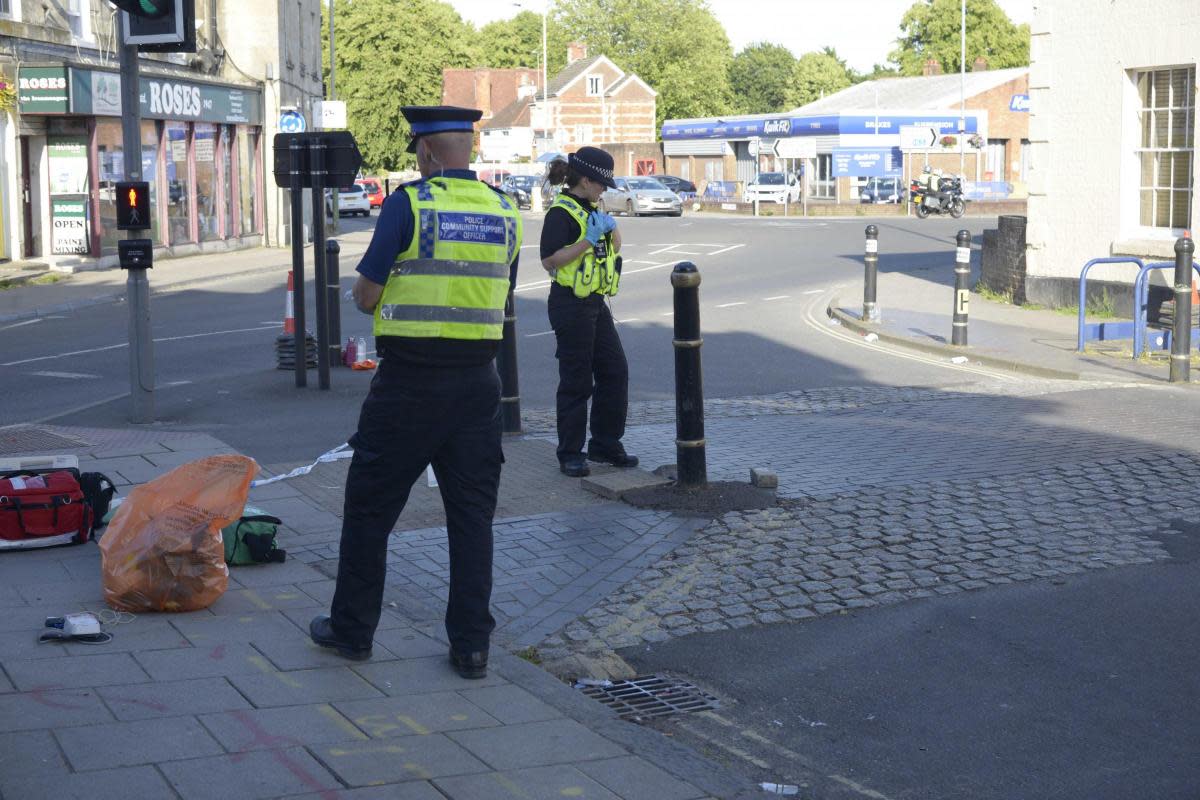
top-left (827, 302), bottom-right (1084, 381)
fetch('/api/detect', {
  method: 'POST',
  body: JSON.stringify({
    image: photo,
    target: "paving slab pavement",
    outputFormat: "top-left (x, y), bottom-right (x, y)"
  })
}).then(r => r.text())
top-left (0, 424), bottom-right (753, 800)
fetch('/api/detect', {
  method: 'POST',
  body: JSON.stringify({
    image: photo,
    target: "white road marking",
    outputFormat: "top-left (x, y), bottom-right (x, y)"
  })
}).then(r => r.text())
top-left (667, 250), bottom-right (703, 256)
top-left (708, 244), bottom-right (746, 256)
top-left (802, 289), bottom-right (823, 295)
top-left (0, 318), bottom-right (42, 331)
top-left (621, 260), bottom-right (683, 277)
top-left (0, 325), bottom-right (281, 367)
top-left (514, 279), bottom-right (552, 294)
top-left (648, 245), bottom-right (678, 256)
top-left (524, 330), bottom-right (555, 338)
top-left (763, 295), bottom-right (790, 301)
top-left (661, 311), bottom-right (674, 316)
top-left (716, 302), bottom-right (746, 308)
top-left (616, 318), bottom-right (640, 324)
top-left (31, 371), bottom-right (101, 380)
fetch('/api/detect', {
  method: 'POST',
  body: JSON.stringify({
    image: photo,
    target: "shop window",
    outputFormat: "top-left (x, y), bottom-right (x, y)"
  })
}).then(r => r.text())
top-left (1135, 65), bottom-right (1195, 230)
top-left (703, 160), bottom-right (723, 184)
top-left (47, 120), bottom-right (90, 256)
top-left (678, 160), bottom-right (690, 180)
top-left (165, 122), bottom-right (192, 245)
top-left (194, 123), bottom-right (220, 242)
top-left (1019, 139), bottom-right (1030, 182)
top-left (811, 154), bottom-right (835, 199)
top-left (984, 139), bottom-right (1006, 181)
top-left (239, 128), bottom-right (260, 234)
top-left (96, 119), bottom-right (160, 255)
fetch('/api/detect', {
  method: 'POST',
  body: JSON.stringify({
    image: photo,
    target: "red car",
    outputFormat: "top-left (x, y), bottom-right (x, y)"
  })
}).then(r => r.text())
top-left (356, 178), bottom-right (385, 209)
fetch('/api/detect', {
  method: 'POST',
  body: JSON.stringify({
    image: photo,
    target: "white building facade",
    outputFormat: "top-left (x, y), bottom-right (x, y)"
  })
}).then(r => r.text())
top-left (1025, 0), bottom-right (1197, 305)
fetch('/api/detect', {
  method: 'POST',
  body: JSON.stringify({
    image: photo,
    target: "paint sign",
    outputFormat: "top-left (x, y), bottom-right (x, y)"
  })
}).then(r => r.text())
top-left (51, 198), bottom-right (89, 255)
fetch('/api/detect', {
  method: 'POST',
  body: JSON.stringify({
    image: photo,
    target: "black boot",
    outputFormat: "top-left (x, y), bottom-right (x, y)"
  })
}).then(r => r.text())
top-left (587, 447), bottom-right (639, 468)
top-left (559, 454), bottom-right (591, 477)
top-left (449, 647), bottom-right (489, 679)
top-left (309, 615), bottom-right (372, 661)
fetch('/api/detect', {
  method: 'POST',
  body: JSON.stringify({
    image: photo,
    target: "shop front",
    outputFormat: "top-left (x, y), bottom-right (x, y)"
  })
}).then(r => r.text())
top-left (16, 64), bottom-right (264, 266)
top-left (661, 111), bottom-right (987, 205)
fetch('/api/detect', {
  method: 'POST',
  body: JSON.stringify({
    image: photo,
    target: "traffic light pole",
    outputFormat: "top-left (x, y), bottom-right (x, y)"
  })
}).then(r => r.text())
top-left (119, 21), bottom-right (155, 423)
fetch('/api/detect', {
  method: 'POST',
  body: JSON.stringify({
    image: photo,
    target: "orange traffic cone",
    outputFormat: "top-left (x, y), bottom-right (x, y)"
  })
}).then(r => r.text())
top-left (283, 271), bottom-right (295, 335)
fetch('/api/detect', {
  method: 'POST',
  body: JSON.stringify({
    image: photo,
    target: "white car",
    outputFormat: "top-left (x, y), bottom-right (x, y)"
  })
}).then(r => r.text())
top-left (326, 185), bottom-right (371, 217)
top-left (600, 177), bottom-right (682, 217)
top-left (742, 172), bottom-right (801, 205)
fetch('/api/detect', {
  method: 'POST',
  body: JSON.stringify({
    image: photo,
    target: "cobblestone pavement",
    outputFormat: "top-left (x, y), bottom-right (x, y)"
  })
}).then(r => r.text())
top-left (540, 451), bottom-right (1188, 658)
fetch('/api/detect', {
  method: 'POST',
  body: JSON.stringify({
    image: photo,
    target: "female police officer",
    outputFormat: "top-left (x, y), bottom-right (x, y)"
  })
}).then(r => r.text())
top-left (540, 147), bottom-right (637, 478)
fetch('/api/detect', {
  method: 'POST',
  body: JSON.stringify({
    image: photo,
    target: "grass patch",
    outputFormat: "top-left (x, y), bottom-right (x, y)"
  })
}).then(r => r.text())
top-left (0, 272), bottom-right (65, 291)
top-left (514, 646), bottom-right (541, 665)
top-left (975, 285), bottom-right (1013, 305)
top-left (1056, 288), bottom-right (1122, 319)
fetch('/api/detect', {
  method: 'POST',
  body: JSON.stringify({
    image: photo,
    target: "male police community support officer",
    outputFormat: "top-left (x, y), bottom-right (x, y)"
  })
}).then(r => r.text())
top-left (310, 106), bottom-right (522, 680)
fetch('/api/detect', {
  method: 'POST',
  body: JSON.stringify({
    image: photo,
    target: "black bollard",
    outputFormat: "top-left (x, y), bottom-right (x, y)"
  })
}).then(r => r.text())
top-left (671, 262), bottom-right (707, 488)
top-left (952, 229), bottom-right (971, 346)
top-left (1170, 234), bottom-right (1194, 383)
top-left (863, 224), bottom-right (879, 322)
top-left (497, 287), bottom-right (522, 433)
top-left (326, 239), bottom-right (342, 366)
top-left (384, 178), bottom-right (390, 196)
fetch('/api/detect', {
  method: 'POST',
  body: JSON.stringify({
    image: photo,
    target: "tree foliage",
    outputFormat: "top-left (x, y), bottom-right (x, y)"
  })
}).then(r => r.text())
top-left (477, 10), bottom-right (571, 76)
top-left (889, 0), bottom-right (1030, 76)
top-left (322, 0), bottom-right (479, 172)
top-left (553, 0), bottom-right (734, 126)
top-left (728, 43), bottom-right (796, 114)
top-left (785, 51), bottom-right (854, 108)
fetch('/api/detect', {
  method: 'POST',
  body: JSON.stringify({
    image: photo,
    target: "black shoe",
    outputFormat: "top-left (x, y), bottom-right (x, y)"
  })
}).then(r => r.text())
top-left (309, 615), bottom-right (372, 661)
top-left (559, 455), bottom-right (591, 477)
top-left (587, 448), bottom-right (639, 468)
top-left (449, 647), bottom-right (489, 679)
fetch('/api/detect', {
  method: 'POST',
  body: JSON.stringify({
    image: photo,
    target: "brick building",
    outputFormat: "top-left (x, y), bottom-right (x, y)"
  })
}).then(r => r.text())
top-left (441, 67), bottom-right (540, 126)
top-left (479, 44), bottom-right (655, 162)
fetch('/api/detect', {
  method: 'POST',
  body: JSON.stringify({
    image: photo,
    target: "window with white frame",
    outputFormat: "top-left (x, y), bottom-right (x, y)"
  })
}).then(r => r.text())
top-left (586, 75), bottom-right (602, 96)
top-left (0, 0), bottom-right (15, 19)
top-left (1135, 65), bottom-right (1195, 230)
top-left (574, 124), bottom-right (593, 145)
top-left (65, 0), bottom-right (92, 40)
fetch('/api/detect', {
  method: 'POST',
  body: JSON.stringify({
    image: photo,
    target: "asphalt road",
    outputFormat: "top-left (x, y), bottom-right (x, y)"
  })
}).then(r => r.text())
top-left (624, 557), bottom-right (1200, 800)
top-left (0, 210), bottom-right (993, 463)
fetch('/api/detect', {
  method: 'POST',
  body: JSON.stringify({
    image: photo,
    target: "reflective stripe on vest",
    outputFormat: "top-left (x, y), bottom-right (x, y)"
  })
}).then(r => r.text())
top-left (550, 193), bottom-right (619, 298)
top-left (374, 177), bottom-right (522, 340)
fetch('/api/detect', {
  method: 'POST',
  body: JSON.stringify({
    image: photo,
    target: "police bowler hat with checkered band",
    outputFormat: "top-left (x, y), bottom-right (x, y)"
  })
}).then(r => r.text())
top-left (402, 105), bottom-right (482, 154)
top-left (568, 147), bottom-right (617, 189)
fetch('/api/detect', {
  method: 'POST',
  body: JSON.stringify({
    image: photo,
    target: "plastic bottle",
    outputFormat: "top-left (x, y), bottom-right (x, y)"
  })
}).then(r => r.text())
top-left (356, 336), bottom-right (368, 364)
top-left (343, 336), bottom-right (356, 367)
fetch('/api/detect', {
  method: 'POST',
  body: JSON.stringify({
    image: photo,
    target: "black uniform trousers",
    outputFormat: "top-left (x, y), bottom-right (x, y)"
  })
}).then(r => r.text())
top-left (330, 358), bottom-right (502, 654)
top-left (547, 284), bottom-right (629, 460)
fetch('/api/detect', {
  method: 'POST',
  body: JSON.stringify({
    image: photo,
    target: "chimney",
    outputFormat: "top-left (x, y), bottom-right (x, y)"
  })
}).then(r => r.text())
top-left (567, 42), bottom-right (588, 65)
top-left (922, 58), bottom-right (943, 76)
top-left (474, 70), bottom-right (493, 118)
top-left (973, 56), bottom-right (988, 72)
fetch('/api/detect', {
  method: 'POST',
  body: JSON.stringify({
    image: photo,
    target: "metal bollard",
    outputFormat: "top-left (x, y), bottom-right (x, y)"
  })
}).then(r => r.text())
top-left (863, 224), bottom-right (879, 322)
top-left (952, 229), bottom-right (971, 346)
top-left (497, 287), bottom-right (522, 433)
top-left (671, 262), bottom-right (707, 488)
top-left (326, 239), bottom-right (342, 366)
top-left (1170, 234), bottom-right (1194, 383)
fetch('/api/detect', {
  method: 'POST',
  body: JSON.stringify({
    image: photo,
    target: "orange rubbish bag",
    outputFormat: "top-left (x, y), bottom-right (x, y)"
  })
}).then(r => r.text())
top-left (100, 455), bottom-right (258, 612)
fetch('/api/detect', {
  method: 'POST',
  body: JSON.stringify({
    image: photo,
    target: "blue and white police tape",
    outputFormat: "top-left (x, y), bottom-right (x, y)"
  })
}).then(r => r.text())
top-left (249, 443), bottom-right (439, 488)
top-left (250, 443), bottom-right (353, 488)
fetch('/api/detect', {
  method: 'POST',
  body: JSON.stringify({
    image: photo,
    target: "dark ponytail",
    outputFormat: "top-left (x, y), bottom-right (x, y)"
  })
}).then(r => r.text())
top-left (545, 158), bottom-right (581, 188)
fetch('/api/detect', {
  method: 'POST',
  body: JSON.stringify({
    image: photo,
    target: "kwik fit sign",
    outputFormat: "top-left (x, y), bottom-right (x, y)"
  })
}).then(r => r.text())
top-left (762, 118), bottom-right (792, 136)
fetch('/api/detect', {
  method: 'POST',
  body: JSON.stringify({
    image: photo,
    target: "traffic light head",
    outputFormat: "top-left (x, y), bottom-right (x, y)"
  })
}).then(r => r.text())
top-left (116, 181), bottom-right (151, 230)
top-left (109, 0), bottom-right (172, 17)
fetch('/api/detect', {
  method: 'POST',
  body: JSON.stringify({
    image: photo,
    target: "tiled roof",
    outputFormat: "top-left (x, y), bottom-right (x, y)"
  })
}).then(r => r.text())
top-left (547, 55), bottom-right (605, 96)
top-left (792, 66), bottom-right (1028, 114)
top-left (483, 97), bottom-right (532, 130)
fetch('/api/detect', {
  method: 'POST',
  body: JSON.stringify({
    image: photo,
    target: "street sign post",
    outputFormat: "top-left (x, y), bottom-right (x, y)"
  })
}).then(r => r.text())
top-left (271, 130), bottom-right (364, 390)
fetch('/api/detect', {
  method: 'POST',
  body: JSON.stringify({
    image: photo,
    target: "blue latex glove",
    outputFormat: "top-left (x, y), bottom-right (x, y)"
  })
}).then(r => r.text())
top-left (595, 211), bottom-right (617, 234)
top-left (584, 213), bottom-right (605, 245)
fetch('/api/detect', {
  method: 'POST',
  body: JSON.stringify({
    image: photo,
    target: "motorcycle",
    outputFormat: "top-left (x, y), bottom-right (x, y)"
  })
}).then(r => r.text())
top-left (909, 176), bottom-right (966, 219)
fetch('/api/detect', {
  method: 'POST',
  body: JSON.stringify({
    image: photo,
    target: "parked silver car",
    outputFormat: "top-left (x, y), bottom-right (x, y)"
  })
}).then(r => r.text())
top-left (600, 177), bottom-right (682, 217)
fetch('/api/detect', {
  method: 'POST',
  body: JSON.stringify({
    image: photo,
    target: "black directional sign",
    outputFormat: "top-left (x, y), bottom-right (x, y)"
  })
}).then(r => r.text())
top-left (272, 131), bottom-right (363, 190)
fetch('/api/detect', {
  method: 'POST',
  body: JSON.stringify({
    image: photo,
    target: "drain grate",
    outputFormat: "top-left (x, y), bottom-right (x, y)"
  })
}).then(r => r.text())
top-left (0, 426), bottom-right (91, 456)
top-left (577, 674), bottom-right (719, 720)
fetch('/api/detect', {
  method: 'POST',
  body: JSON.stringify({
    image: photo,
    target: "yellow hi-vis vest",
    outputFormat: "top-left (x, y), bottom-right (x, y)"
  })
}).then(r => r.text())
top-left (375, 177), bottom-right (522, 340)
top-left (551, 193), bottom-right (619, 298)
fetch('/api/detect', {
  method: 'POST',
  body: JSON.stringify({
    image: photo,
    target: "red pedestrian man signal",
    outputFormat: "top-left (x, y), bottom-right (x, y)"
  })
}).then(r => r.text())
top-left (116, 181), bottom-right (151, 230)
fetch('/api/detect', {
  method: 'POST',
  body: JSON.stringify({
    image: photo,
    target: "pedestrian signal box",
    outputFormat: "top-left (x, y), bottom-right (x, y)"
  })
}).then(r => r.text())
top-left (116, 181), bottom-right (151, 230)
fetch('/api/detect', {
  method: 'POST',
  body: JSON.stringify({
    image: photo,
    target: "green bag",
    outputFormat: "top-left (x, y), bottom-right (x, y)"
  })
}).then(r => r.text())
top-left (221, 506), bottom-right (286, 565)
